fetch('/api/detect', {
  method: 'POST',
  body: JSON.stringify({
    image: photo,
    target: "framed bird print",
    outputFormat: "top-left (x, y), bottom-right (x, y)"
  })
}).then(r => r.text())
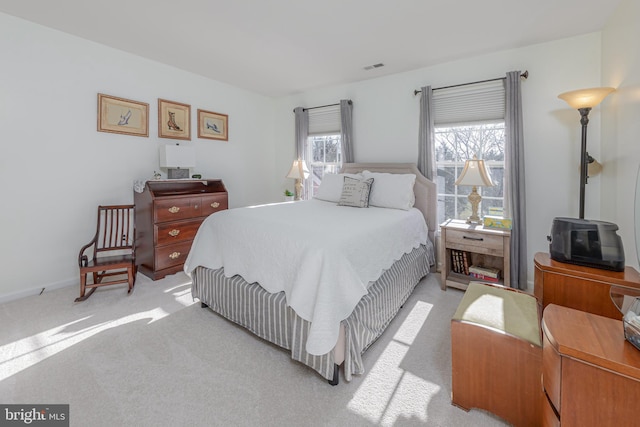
top-left (158, 98), bottom-right (191, 140)
top-left (97, 93), bottom-right (149, 137)
top-left (198, 109), bottom-right (228, 141)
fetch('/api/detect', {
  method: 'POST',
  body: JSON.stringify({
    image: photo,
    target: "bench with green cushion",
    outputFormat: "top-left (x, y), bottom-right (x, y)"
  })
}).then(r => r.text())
top-left (451, 281), bottom-right (542, 427)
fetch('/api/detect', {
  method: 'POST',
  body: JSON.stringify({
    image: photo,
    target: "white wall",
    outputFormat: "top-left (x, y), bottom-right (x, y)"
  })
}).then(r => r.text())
top-left (0, 13), bottom-right (279, 301)
top-left (273, 33), bottom-right (604, 287)
top-left (601, 0), bottom-right (640, 270)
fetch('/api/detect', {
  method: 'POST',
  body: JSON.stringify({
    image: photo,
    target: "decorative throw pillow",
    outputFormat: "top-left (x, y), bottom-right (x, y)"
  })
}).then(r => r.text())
top-left (315, 173), bottom-right (363, 202)
top-left (338, 177), bottom-right (374, 208)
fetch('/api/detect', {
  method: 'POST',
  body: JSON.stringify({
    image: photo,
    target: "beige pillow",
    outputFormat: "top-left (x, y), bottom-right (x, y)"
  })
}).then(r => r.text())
top-left (338, 177), bottom-right (374, 208)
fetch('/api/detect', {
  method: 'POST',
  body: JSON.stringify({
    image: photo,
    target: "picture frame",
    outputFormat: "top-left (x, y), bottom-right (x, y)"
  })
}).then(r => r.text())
top-left (198, 109), bottom-right (228, 141)
top-left (97, 93), bottom-right (149, 137)
top-left (158, 99), bottom-right (191, 140)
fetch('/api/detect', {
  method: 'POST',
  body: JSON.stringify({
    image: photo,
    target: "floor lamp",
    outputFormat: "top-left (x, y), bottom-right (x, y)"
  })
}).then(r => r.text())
top-left (558, 87), bottom-right (615, 219)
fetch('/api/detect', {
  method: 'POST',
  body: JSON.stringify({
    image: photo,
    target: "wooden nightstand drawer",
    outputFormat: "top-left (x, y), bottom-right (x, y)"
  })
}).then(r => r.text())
top-left (446, 229), bottom-right (504, 256)
top-left (156, 219), bottom-right (202, 246)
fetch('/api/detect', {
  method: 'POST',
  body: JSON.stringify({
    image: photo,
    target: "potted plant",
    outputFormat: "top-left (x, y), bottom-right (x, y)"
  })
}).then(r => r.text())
top-left (284, 189), bottom-right (294, 201)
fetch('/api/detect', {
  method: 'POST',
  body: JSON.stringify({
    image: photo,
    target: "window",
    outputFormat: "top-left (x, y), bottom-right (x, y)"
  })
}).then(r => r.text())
top-left (306, 134), bottom-right (342, 198)
top-left (435, 123), bottom-right (505, 225)
top-left (304, 104), bottom-right (342, 199)
top-left (432, 79), bottom-right (506, 224)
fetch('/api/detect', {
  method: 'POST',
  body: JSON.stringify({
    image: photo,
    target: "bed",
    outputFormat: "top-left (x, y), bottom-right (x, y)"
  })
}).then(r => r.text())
top-left (184, 163), bottom-right (437, 384)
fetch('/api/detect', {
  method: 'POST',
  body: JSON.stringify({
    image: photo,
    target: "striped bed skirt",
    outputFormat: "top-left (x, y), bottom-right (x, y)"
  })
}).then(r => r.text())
top-left (191, 242), bottom-right (434, 382)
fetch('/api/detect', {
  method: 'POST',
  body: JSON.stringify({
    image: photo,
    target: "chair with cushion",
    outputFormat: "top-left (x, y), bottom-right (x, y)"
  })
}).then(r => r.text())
top-left (451, 281), bottom-right (542, 427)
top-left (76, 205), bottom-right (136, 302)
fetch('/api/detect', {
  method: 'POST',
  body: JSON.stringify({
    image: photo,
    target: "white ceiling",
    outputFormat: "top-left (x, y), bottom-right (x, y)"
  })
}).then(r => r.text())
top-left (0, 0), bottom-right (622, 97)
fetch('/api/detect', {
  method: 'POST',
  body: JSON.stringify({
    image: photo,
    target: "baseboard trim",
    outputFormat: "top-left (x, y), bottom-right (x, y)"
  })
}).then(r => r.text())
top-left (0, 278), bottom-right (76, 305)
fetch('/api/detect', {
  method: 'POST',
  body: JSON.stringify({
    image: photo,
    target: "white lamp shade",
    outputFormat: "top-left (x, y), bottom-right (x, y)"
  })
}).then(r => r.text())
top-left (286, 159), bottom-right (310, 180)
top-left (159, 144), bottom-right (196, 168)
top-left (558, 87), bottom-right (615, 109)
top-left (455, 158), bottom-right (495, 187)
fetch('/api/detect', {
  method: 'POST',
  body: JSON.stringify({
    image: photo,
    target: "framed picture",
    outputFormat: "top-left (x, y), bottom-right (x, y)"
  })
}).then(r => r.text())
top-left (198, 109), bottom-right (228, 141)
top-left (158, 99), bottom-right (191, 140)
top-left (97, 94), bottom-right (149, 137)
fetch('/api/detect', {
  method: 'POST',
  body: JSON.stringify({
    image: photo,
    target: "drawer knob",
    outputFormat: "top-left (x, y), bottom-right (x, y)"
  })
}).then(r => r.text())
top-left (211, 202), bottom-right (220, 208)
top-left (168, 206), bottom-right (180, 214)
top-left (463, 236), bottom-right (484, 241)
top-left (168, 229), bottom-right (180, 237)
top-left (169, 251), bottom-right (181, 260)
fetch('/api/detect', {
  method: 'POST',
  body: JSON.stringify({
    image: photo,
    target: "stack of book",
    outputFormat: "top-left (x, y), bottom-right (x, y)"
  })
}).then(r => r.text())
top-left (468, 265), bottom-right (501, 282)
top-left (450, 249), bottom-right (470, 275)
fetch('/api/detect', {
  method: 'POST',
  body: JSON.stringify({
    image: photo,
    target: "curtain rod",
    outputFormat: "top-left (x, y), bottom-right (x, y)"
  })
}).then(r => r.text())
top-left (413, 70), bottom-right (528, 96)
top-left (292, 99), bottom-right (352, 113)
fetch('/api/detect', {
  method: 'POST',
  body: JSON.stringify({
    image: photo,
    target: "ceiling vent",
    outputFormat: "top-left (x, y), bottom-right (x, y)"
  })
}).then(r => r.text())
top-left (363, 63), bottom-right (385, 71)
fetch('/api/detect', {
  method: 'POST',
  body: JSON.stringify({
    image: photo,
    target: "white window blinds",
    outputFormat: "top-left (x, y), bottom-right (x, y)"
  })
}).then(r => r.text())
top-left (308, 105), bottom-right (341, 135)
top-left (433, 80), bottom-right (505, 126)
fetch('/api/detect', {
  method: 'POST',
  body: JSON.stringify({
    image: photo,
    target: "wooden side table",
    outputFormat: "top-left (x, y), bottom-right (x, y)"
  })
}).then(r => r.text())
top-left (534, 252), bottom-right (640, 320)
top-left (440, 219), bottom-right (511, 290)
top-left (541, 304), bottom-right (640, 426)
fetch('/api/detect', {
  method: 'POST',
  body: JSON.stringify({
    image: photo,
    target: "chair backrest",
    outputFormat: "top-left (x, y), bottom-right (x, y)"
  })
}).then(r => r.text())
top-left (94, 205), bottom-right (135, 254)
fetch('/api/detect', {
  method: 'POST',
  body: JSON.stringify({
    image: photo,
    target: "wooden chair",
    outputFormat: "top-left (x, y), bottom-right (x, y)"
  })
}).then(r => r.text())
top-left (76, 205), bottom-right (136, 302)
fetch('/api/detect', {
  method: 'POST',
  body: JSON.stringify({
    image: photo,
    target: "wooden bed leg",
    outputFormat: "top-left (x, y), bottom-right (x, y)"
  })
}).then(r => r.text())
top-left (200, 301), bottom-right (209, 308)
top-left (328, 364), bottom-right (339, 386)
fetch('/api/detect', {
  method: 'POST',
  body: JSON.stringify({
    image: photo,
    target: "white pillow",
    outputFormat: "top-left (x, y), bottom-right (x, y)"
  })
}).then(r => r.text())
top-left (314, 173), bottom-right (362, 203)
top-left (337, 177), bottom-right (374, 208)
top-left (361, 170), bottom-right (416, 210)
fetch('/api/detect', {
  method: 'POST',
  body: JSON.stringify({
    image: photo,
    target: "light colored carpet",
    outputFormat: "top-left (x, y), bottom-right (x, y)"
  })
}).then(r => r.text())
top-left (0, 272), bottom-right (508, 427)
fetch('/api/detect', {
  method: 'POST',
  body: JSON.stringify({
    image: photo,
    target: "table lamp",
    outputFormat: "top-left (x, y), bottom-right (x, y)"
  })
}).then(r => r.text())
top-left (455, 157), bottom-right (495, 224)
top-left (286, 159), bottom-right (309, 200)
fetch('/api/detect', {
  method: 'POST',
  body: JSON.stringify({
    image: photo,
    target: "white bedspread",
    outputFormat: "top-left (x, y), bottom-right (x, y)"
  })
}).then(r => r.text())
top-left (184, 199), bottom-right (429, 355)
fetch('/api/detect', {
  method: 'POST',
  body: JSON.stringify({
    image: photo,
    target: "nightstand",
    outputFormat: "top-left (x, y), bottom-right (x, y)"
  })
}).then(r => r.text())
top-left (440, 219), bottom-right (511, 290)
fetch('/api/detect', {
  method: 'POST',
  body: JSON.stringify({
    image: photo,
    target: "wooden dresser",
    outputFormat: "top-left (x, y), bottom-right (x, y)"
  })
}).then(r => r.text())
top-left (541, 304), bottom-right (640, 426)
top-left (134, 180), bottom-right (228, 280)
top-left (534, 252), bottom-right (640, 320)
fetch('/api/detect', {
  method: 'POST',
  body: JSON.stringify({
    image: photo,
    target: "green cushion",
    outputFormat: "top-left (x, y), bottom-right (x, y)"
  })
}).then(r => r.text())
top-left (453, 282), bottom-right (541, 347)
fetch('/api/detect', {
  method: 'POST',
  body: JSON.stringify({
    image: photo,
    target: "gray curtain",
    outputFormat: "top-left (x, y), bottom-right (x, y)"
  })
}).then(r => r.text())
top-left (505, 71), bottom-right (527, 290)
top-left (340, 100), bottom-right (354, 163)
top-left (293, 107), bottom-right (308, 160)
top-left (418, 86), bottom-right (435, 180)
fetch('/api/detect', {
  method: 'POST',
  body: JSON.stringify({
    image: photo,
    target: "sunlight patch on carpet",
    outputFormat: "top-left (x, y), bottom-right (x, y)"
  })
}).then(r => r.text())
top-left (347, 301), bottom-right (438, 425)
top-left (0, 308), bottom-right (171, 381)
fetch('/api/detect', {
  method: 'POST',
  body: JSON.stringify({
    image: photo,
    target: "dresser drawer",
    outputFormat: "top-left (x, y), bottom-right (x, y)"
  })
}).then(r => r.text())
top-left (156, 219), bottom-right (203, 246)
top-left (155, 241), bottom-right (193, 270)
top-left (201, 194), bottom-right (228, 216)
top-left (446, 229), bottom-right (504, 256)
top-left (154, 198), bottom-right (199, 223)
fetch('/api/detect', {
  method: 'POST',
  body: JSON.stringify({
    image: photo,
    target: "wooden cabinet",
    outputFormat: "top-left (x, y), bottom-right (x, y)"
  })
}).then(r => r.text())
top-left (534, 252), bottom-right (640, 320)
top-left (541, 304), bottom-right (640, 426)
top-left (440, 219), bottom-right (511, 290)
top-left (134, 179), bottom-right (228, 280)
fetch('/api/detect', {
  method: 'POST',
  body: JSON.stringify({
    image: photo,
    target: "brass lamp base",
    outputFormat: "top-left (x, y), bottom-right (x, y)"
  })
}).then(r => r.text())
top-left (466, 186), bottom-right (482, 224)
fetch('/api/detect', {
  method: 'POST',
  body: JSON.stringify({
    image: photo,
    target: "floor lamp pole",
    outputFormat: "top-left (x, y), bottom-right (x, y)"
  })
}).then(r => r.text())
top-left (578, 107), bottom-right (591, 220)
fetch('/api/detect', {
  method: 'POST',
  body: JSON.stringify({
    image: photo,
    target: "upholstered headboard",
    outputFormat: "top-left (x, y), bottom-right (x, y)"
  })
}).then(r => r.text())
top-left (340, 162), bottom-right (437, 244)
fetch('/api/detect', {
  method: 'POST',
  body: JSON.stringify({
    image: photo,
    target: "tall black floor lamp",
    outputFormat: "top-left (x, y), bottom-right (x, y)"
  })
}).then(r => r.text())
top-left (558, 87), bottom-right (615, 219)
